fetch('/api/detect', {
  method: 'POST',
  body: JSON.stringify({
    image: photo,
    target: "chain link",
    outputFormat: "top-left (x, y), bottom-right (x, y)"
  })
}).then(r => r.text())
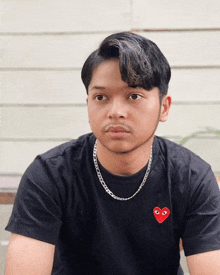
top-left (93, 140), bottom-right (153, 201)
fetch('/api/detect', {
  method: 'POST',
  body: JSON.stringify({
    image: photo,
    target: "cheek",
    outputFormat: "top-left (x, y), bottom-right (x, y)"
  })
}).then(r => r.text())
top-left (135, 104), bottom-right (161, 128)
top-left (88, 107), bottom-right (102, 130)
top-left (88, 102), bottom-right (107, 118)
top-left (89, 106), bottom-right (99, 116)
top-left (140, 101), bottom-right (160, 118)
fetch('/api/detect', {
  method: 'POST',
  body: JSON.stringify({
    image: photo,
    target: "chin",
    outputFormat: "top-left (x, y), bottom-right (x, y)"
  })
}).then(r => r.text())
top-left (103, 140), bottom-right (137, 155)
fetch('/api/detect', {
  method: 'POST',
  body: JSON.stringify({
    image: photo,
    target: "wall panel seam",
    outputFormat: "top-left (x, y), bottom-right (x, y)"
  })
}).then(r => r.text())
top-left (1, 29), bottom-right (220, 35)
top-left (1, 66), bottom-right (220, 71)
top-left (1, 102), bottom-right (220, 107)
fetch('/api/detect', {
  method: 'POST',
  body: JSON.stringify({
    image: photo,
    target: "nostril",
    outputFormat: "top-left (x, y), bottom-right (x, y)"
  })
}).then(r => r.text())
top-left (108, 104), bottom-right (126, 119)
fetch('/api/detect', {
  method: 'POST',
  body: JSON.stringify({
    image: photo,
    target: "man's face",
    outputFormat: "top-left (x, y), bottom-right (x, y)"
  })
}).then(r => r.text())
top-left (87, 59), bottom-right (171, 155)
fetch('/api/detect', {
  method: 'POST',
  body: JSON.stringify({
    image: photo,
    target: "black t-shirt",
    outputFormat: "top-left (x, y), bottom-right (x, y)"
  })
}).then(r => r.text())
top-left (6, 134), bottom-right (220, 274)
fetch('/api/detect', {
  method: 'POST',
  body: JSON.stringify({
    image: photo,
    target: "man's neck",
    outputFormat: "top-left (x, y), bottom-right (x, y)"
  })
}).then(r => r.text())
top-left (96, 139), bottom-right (153, 176)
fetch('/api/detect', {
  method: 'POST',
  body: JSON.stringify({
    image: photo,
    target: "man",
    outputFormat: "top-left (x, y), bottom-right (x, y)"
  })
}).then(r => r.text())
top-left (5, 32), bottom-right (220, 274)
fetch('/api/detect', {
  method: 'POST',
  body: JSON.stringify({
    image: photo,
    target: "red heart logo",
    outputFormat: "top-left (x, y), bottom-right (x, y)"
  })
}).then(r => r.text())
top-left (153, 207), bottom-right (170, 223)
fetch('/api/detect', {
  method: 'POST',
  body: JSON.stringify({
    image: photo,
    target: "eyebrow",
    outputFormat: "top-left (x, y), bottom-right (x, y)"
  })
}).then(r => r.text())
top-left (90, 85), bottom-right (106, 91)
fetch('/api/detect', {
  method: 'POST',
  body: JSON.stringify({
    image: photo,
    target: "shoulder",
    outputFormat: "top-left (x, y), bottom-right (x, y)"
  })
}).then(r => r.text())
top-left (154, 136), bottom-right (218, 199)
top-left (20, 133), bottom-right (95, 187)
top-left (154, 135), bottom-right (211, 174)
top-left (26, 132), bottom-right (96, 181)
top-left (39, 133), bottom-right (95, 163)
top-left (16, 133), bottom-right (96, 208)
top-left (23, 133), bottom-right (95, 177)
top-left (154, 136), bottom-right (219, 209)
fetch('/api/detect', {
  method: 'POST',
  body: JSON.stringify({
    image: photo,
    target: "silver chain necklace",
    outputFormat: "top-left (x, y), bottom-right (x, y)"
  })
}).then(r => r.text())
top-left (93, 140), bottom-right (153, 201)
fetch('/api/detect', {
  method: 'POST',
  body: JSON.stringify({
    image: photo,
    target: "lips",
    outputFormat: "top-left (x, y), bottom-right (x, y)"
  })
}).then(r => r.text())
top-left (105, 125), bottom-right (131, 138)
top-left (105, 125), bottom-right (130, 133)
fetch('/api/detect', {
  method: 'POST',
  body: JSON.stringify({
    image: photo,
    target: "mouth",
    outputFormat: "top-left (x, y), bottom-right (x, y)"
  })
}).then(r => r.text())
top-left (105, 125), bottom-right (130, 138)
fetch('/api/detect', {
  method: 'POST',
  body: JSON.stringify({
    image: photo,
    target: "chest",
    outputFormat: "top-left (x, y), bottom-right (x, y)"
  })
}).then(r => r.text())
top-left (61, 175), bottom-right (182, 254)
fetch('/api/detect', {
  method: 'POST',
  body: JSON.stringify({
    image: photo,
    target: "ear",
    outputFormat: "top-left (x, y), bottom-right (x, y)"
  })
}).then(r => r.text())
top-left (159, 95), bottom-right (172, 122)
top-left (86, 97), bottom-right (90, 124)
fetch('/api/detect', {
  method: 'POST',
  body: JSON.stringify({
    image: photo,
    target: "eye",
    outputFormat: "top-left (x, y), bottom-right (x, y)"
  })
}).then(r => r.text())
top-left (162, 211), bottom-right (167, 215)
top-left (129, 94), bottom-right (141, 100)
top-left (155, 210), bottom-right (160, 215)
top-left (95, 95), bottom-right (107, 101)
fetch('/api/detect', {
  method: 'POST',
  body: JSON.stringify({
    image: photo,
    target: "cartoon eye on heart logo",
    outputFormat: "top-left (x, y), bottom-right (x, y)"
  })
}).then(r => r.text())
top-left (153, 207), bottom-right (170, 223)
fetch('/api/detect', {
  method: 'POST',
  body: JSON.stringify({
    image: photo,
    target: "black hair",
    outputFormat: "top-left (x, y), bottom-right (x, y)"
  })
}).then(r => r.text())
top-left (81, 31), bottom-right (171, 99)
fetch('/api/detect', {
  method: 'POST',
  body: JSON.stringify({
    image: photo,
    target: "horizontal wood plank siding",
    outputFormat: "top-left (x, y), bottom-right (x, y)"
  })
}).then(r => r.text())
top-left (0, 106), bottom-right (90, 139)
top-left (1, 0), bottom-right (220, 186)
top-left (1, 32), bottom-right (220, 69)
top-left (1, 104), bottom-right (219, 139)
top-left (0, 70), bottom-right (87, 104)
top-left (1, 68), bottom-right (220, 104)
top-left (1, 105), bottom-right (220, 175)
top-left (132, 0), bottom-right (220, 29)
top-left (0, 141), bottom-right (65, 175)
top-left (1, 137), bottom-right (220, 176)
top-left (0, 0), bottom-right (131, 33)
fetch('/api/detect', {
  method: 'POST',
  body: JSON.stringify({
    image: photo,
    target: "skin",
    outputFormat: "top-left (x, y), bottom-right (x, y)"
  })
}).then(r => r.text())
top-left (5, 233), bottom-right (55, 275)
top-left (87, 59), bottom-right (171, 176)
top-left (187, 251), bottom-right (220, 275)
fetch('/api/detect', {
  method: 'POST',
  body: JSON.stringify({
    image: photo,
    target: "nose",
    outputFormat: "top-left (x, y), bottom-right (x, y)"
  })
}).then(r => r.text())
top-left (108, 98), bottom-right (127, 119)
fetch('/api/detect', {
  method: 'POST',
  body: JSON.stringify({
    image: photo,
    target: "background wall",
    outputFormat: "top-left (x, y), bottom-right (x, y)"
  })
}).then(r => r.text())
top-left (0, 0), bottom-right (220, 274)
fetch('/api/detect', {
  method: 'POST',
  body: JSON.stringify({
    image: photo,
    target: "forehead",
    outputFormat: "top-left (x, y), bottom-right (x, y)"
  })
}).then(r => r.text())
top-left (88, 59), bottom-right (126, 91)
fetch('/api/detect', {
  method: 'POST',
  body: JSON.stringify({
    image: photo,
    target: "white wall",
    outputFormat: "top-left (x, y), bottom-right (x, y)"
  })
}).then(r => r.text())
top-left (0, 0), bottom-right (220, 187)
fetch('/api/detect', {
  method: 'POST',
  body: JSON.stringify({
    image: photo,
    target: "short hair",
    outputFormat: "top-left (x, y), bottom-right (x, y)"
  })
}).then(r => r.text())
top-left (81, 31), bottom-right (171, 99)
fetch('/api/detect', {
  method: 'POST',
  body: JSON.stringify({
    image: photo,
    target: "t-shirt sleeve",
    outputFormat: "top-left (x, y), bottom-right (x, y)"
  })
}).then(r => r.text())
top-left (182, 166), bottom-right (220, 256)
top-left (5, 156), bottom-right (62, 245)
